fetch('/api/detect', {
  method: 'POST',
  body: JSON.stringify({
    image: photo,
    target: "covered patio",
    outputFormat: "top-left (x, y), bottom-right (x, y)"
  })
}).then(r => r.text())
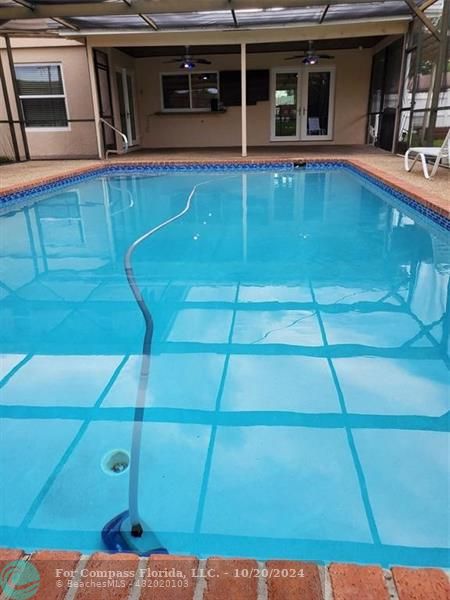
top-left (0, 0), bottom-right (448, 162)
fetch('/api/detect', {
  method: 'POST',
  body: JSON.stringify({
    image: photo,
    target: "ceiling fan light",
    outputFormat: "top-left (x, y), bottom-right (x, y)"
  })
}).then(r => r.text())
top-left (181, 60), bottom-right (195, 69)
top-left (303, 55), bottom-right (319, 65)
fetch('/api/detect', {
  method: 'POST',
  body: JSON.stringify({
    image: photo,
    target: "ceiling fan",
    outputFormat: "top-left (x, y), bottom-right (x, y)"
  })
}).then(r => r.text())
top-left (286, 41), bottom-right (334, 65)
top-left (165, 46), bottom-right (212, 70)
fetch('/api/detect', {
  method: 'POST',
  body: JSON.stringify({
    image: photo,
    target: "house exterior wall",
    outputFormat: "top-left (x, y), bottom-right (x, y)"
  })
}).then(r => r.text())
top-left (134, 48), bottom-right (372, 148)
top-left (1, 38), bottom-right (372, 158)
top-left (0, 38), bottom-right (98, 159)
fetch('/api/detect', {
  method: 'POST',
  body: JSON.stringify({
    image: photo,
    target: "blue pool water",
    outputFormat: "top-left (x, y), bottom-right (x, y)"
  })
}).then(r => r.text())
top-left (0, 166), bottom-right (448, 567)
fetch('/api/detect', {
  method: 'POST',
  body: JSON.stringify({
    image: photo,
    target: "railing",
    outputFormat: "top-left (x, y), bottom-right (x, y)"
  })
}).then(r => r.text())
top-left (99, 117), bottom-right (129, 158)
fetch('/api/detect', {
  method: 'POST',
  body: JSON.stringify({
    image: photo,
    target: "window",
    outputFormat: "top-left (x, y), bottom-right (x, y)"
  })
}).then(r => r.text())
top-left (161, 72), bottom-right (219, 111)
top-left (14, 64), bottom-right (69, 128)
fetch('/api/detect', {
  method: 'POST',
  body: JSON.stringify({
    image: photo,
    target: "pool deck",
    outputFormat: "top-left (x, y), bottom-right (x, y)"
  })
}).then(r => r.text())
top-left (1, 549), bottom-right (449, 600)
top-left (0, 146), bottom-right (448, 218)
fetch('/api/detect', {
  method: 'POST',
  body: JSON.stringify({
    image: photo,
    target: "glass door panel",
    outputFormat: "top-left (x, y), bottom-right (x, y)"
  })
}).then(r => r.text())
top-left (126, 73), bottom-right (137, 142)
top-left (301, 68), bottom-right (335, 141)
top-left (116, 69), bottom-right (138, 146)
top-left (272, 70), bottom-right (300, 140)
top-left (116, 71), bottom-right (127, 136)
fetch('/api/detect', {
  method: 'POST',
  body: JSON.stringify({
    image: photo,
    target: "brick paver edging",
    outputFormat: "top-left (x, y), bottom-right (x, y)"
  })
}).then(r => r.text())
top-left (0, 158), bottom-right (448, 221)
top-left (1, 550), bottom-right (449, 600)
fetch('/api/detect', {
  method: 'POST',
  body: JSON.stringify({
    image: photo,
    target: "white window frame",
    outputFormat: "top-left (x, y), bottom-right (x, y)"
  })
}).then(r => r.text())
top-left (160, 71), bottom-right (220, 113)
top-left (15, 62), bottom-right (71, 132)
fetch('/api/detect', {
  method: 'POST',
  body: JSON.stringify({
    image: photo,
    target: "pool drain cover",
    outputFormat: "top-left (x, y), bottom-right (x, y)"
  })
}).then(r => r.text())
top-left (101, 450), bottom-right (130, 475)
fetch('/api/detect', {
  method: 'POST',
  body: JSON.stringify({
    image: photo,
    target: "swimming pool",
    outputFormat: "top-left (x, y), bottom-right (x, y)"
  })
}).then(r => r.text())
top-left (0, 163), bottom-right (448, 567)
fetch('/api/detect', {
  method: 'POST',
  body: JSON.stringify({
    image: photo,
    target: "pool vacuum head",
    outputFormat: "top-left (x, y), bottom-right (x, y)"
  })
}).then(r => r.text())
top-left (102, 511), bottom-right (168, 556)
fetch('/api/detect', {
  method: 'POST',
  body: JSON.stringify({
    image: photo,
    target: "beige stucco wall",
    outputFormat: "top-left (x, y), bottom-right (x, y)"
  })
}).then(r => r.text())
top-left (0, 38), bottom-right (372, 158)
top-left (0, 38), bottom-right (98, 159)
top-left (134, 48), bottom-right (372, 148)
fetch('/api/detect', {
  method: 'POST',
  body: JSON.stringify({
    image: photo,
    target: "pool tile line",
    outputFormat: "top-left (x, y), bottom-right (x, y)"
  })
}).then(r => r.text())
top-left (18, 355), bottom-right (131, 530)
top-left (1, 549), bottom-right (449, 600)
top-left (308, 281), bottom-right (381, 547)
top-left (1, 405), bottom-right (448, 434)
top-left (193, 282), bottom-right (241, 536)
top-left (0, 354), bottom-right (33, 389)
top-left (0, 158), bottom-right (448, 229)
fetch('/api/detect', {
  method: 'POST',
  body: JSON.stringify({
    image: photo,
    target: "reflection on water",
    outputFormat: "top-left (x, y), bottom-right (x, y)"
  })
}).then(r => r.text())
top-left (0, 169), bottom-right (449, 566)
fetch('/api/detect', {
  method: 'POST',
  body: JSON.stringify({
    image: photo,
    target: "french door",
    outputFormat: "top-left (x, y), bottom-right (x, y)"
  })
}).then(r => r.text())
top-left (116, 68), bottom-right (138, 146)
top-left (271, 66), bottom-right (335, 142)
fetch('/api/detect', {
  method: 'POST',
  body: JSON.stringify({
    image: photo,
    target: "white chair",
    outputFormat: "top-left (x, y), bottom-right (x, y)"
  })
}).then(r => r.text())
top-left (404, 129), bottom-right (450, 179)
top-left (308, 117), bottom-right (325, 135)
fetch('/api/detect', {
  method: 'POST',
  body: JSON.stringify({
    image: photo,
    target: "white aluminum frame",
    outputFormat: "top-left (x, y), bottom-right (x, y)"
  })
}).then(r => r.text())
top-left (115, 67), bottom-right (139, 145)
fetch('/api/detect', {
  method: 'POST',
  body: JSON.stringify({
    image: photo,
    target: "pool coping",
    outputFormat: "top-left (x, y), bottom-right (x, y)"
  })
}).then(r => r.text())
top-left (0, 157), bottom-right (448, 227)
top-left (0, 549), bottom-right (449, 600)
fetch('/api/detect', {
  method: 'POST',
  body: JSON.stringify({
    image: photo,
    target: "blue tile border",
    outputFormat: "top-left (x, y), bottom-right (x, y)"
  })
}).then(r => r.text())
top-left (0, 160), bottom-right (448, 231)
top-left (0, 162), bottom-right (294, 206)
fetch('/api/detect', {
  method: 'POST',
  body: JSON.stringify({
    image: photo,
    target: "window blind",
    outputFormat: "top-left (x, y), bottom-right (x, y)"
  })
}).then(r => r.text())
top-left (14, 64), bottom-right (68, 128)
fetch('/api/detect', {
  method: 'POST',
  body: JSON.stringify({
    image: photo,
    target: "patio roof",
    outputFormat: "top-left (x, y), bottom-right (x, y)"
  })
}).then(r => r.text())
top-left (0, 0), bottom-right (437, 36)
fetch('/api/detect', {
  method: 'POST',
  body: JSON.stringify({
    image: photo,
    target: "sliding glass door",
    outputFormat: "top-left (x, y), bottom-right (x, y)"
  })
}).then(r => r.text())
top-left (271, 66), bottom-right (335, 142)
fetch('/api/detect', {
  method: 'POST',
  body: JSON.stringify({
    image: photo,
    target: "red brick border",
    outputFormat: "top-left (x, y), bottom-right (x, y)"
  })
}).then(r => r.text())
top-left (0, 550), bottom-right (449, 600)
top-left (0, 158), bottom-right (448, 220)
top-left (329, 563), bottom-right (390, 599)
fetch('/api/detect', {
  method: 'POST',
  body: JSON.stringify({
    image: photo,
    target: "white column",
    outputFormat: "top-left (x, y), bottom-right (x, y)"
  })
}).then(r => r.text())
top-left (240, 42), bottom-right (247, 158)
top-left (86, 42), bottom-right (104, 159)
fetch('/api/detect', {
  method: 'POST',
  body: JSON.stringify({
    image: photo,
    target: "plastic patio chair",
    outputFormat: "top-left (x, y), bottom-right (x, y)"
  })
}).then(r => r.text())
top-left (404, 129), bottom-right (450, 179)
top-left (308, 117), bottom-right (325, 135)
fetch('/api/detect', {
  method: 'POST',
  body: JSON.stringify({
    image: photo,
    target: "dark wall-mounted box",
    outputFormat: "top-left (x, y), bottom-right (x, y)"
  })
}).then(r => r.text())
top-left (220, 69), bottom-right (270, 106)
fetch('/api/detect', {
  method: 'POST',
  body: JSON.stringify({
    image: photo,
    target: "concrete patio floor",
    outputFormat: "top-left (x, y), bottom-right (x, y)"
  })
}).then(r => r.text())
top-left (0, 146), bottom-right (448, 215)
